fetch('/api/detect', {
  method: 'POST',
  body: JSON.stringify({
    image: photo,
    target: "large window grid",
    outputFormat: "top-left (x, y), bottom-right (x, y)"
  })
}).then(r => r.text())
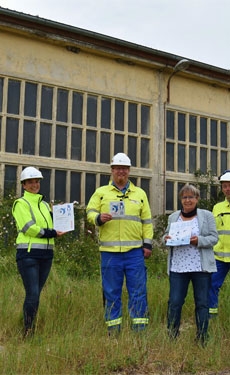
top-left (166, 180), bottom-right (219, 212)
top-left (0, 76), bottom-right (152, 203)
top-left (166, 109), bottom-right (229, 211)
top-left (166, 110), bottom-right (229, 176)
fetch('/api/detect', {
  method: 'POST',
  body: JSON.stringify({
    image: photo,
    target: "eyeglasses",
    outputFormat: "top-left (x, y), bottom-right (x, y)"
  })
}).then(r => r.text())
top-left (181, 196), bottom-right (196, 200)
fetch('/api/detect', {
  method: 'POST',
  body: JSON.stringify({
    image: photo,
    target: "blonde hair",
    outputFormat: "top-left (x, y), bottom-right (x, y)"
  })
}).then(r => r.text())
top-left (179, 184), bottom-right (200, 199)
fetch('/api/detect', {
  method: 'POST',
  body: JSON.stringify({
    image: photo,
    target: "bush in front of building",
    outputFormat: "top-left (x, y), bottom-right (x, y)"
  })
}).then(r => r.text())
top-left (0, 193), bottom-right (17, 252)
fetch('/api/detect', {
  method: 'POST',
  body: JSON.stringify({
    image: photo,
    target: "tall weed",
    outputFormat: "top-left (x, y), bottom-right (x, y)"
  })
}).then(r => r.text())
top-left (0, 267), bottom-right (230, 374)
top-left (0, 196), bottom-right (230, 374)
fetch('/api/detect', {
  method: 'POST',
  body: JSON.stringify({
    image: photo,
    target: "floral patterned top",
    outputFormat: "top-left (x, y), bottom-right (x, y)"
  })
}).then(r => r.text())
top-left (170, 216), bottom-right (202, 272)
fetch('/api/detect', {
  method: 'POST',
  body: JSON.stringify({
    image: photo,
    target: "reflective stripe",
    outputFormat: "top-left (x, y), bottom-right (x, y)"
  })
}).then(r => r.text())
top-left (209, 308), bottom-right (218, 314)
top-left (132, 318), bottom-right (149, 325)
top-left (218, 230), bottom-right (230, 235)
top-left (214, 251), bottom-right (230, 257)
top-left (17, 243), bottom-right (54, 250)
top-left (112, 216), bottom-right (141, 223)
top-left (106, 317), bottom-right (122, 327)
top-left (100, 240), bottom-right (143, 247)
top-left (20, 197), bottom-right (36, 221)
top-left (143, 238), bottom-right (152, 245)
top-left (99, 215), bottom-right (152, 224)
top-left (20, 220), bottom-right (35, 233)
top-left (142, 218), bottom-right (152, 224)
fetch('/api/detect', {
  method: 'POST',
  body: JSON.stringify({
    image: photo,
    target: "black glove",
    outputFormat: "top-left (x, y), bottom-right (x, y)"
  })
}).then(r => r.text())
top-left (42, 229), bottom-right (57, 238)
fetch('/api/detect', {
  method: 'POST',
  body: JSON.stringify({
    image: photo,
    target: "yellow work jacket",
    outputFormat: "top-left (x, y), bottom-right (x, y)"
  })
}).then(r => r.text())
top-left (12, 191), bottom-right (55, 252)
top-left (86, 181), bottom-right (153, 252)
top-left (213, 199), bottom-right (230, 262)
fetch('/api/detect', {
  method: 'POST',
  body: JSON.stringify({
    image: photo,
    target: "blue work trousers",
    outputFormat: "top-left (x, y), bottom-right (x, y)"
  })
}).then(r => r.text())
top-left (17, 257), bottom-right (53, 330)
top-left (209, 259), bottom-right (230, 311)
top-left (168, 271), bottom-right (211, 339)
top-left (101, 248), bottom-right (148, 329)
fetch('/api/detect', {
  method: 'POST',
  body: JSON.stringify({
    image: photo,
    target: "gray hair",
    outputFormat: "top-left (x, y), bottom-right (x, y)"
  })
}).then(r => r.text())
top-left (179, 184), bottom-right (200, 199)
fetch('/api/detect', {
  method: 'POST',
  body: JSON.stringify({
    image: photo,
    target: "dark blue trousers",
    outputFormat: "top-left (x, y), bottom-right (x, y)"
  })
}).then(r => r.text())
top-left (168, 271), bottom-right (211, 339)
top-left (209, 259), bottom-right (230, 313)
top-left (17, 257), bottom-right (53, 330)
top-left (101, 248), bottom-right (148, 330)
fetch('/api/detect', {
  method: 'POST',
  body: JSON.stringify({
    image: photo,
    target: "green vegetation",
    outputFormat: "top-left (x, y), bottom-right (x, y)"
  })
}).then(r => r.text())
top-left (0, 195), bottom-right (230, 374)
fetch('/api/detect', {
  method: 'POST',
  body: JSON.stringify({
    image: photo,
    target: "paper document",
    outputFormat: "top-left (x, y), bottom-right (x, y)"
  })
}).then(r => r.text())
top-left (53, 203), bottom-right (75, 232)
top-left (110, 201), bottom-right (125, 216)
top-left (166, 221), bottom-right (192, 246)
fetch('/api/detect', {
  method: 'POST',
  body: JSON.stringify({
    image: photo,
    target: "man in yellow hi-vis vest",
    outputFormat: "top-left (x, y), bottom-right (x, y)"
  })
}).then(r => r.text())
top-left (209, 170), bottom-right (230, 317)
top-left (87, 153), bottom-right (153, 334)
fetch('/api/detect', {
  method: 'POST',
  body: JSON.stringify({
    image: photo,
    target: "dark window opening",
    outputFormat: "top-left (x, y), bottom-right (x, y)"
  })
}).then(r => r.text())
top-left (57, 89), bottom-right (68, 122)
top-left (141, 105), bottom-right (150, 135)
top-left (100, 132), bottom-right (110, 163)
top-left (87, 95), bottom-right (97, 127)
top-left (101, 97), bottom-right (111, 129)
top-left (166, 111), bottom-right (174, 139)
top-left (141, 138), bottom-right (149, 168)
top-left (85, 174), bottom-right (96, 204)
top-left (128, 103), bottom-right (137, 133)
top-left (23, 120), bottom-right (36, 155)
top-left (41, 86), bottom-right (53, 120)
top-left (86, 130), bottom-right (96, 162)
top-left (115, 100), bottom-right (124, 131)
top-left (40, 123), bottom-right (52, 157)
top-left (4, 165), bottom-right (17, 196)
top-left (128, 136), bottom-right (137, 167)
top-left (72, 92), bottom-right (83, 125)
top-left (71, 128), bottom-right (82, 160)
top-left (24, 82), bottom-right (37, 117)
top-left (55, 170), bottom-right (66, 201)
top-left (6, 118), bottom-right (18, 153)
top-left (7, 80), bottom-right (20, 115)
top-left (56, 126), bottom-right (67, 158)
top-left (70, 172), bottom-right (81, 203)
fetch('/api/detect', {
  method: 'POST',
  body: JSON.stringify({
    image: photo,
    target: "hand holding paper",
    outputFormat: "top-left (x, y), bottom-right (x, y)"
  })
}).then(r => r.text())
top-left (166, 221), bottom-right (192, 246)
top-left (53, 203), bottom-right (75, 232)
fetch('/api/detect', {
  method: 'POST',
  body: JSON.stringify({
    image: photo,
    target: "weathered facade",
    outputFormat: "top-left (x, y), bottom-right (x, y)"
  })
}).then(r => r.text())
top-left (0, 7), bottom-right (229, 213)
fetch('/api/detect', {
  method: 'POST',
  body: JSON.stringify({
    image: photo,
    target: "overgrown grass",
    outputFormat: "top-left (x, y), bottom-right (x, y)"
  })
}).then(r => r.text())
top-left (0, 254), bottom-right (230, 375)
top-left (1, 195), bottom-right (230, 374)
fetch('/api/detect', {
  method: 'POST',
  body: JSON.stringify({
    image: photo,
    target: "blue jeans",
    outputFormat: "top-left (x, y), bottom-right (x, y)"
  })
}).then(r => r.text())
top-left (101, 248), bottom-right (148, 330)
top-left (168, 271), bottom-right (211, 339)
top-left (17, 257), bottom-right (53, 330)
top-left (209, 259), bottom-right (230, 311)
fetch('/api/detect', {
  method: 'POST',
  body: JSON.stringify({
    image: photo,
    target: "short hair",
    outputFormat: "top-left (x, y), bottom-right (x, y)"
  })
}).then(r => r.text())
top-left (179, 184), bottom-right (200, 199)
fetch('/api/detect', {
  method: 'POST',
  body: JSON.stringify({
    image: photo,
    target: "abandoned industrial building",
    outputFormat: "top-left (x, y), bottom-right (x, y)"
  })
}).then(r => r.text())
top-left (0, 7), bottom-right (229, 214)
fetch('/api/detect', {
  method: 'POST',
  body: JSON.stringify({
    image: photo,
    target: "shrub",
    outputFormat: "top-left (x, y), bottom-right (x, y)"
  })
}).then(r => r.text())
top-left (0, 193), bottom-right (17, 251)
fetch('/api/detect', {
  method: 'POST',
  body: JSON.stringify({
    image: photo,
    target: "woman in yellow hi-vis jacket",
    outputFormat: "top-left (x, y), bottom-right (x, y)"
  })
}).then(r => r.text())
top-left (209, 170), bottom-right (230, 317)
top-left (87, 153), bottom-right (153, 334)
top-left (12, 167), bottom-right (65, 337)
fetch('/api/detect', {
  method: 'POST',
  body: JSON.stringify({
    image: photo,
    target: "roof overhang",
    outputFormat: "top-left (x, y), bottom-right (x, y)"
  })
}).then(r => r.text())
top-left (0, 6), bottom-right (229, 88)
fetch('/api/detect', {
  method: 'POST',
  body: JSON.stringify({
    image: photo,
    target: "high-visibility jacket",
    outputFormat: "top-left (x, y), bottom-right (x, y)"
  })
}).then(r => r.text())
top-left (12, 191), bottom-right (55, 252)
top-left (86, 181), bottom-right (153, 252)
top-left (212, 199), bottom-right (230, 262)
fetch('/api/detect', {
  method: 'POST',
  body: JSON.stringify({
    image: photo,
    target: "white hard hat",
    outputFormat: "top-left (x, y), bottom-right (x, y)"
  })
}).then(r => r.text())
top-left (219, 170), bottom-right (230, 182)
top-left (20, 167), bottom-right (43, 182)
top-left (111, 153), bottom-right (131, 167)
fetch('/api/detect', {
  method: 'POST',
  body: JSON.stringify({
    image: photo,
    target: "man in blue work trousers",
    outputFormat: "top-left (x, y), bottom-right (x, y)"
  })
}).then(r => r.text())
top-left (87, 153), bottom-right (153, 334)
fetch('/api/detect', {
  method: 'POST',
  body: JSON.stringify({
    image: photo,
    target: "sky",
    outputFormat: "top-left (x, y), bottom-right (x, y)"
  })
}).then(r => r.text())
top-left (0, 0), bottom-right (230, 70)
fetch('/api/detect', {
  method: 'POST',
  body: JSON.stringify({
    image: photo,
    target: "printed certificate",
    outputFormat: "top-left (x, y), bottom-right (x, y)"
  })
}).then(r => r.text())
top-left (53, 203), bottom-right (75, 232)
top-left (166, 221), bottom-right (192, 246)
top-left (110, 201), bottom-right (125, 216)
